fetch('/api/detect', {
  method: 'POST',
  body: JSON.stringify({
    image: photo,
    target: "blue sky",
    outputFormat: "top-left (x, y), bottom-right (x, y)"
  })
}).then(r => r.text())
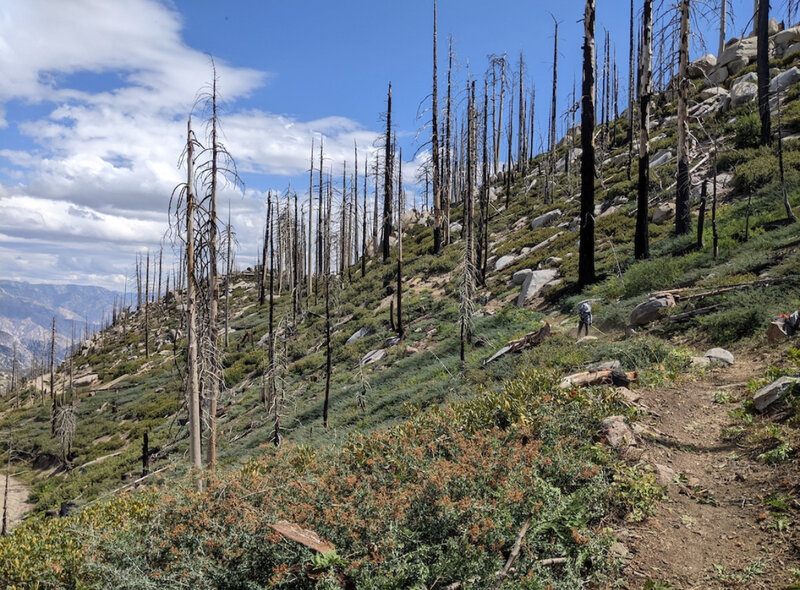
top-left (0, 0), bottom-right (775, 289)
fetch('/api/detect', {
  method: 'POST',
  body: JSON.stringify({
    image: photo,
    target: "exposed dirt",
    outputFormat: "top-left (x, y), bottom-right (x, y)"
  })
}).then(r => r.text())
top-left (622, 355), bottom-right (800, 589)
top-left (2, 473), bottom-right (34, 532)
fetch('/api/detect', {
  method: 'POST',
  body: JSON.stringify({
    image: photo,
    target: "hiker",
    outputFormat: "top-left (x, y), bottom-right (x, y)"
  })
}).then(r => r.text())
top-left (577, 302), bottom-right (592, 337)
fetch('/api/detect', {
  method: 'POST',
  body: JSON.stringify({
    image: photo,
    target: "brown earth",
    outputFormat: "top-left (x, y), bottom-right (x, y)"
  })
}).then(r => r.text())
top-left (622, 355), bottom-right (800, 589)
top-left (2, 473), bottom-right (33, 532)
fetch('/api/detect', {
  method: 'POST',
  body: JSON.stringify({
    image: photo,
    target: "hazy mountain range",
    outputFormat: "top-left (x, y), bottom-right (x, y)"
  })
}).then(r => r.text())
top-left (0, 280), bottom-right (118, 374)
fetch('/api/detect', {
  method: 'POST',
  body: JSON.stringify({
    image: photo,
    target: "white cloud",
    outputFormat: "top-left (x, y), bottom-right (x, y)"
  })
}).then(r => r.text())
top-left (0, 0), bottom-right (404, 290)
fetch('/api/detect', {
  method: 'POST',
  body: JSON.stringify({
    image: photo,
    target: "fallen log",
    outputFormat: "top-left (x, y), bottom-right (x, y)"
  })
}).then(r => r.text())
top-left (653, 275), bottom-right (799, 302)
top-left (483, 322), bottom-right (552, 365)
top-left (664, 304), bottom-right (720, 323)
top-left (560, 368), bottom-right (638, 389)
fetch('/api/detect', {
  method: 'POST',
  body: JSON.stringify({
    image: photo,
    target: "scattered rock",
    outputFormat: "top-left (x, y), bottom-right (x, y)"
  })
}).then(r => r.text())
top-left (601, 416), bottom-right (638, 453)
top-left (785, 42), bottom-right (800, 59)
top-left (718, 37), bottom-right (757, 69)
top-left (599, 205), bottom-right (621, 218)
top-left (403, 346), bottom-right (420, 357)
top-left (707, 66), bottom-right (729, 86)
top-left (588, 359), bottom-right (622, 371)
top-left (700, 86), bottom-right (729, 101)
top-left (688, 54), bottom-right (717, 78)
top-left (543, 256), bottom-right (562, 267)
top-left (652, 203), bottom-right (676, 224)
top-left (360, 349), bottom-right (386, 366)
top-left (653, 463), bottom-right (676, 488)
top-left (346, 327), bottom-right (370, 345)
top-left (730, 74), bottom-right (758, 106)
top-left (494, 254), bottom-right (517, 271)
top-left (770, 67), bottom-right (800, 94)
top-left (384, 336), bottom-right (401, 348)
top-left (772, 25), bottom-right (800, 49)
top-left (531, 209), bottom-right (562, 229)
top-left (649, 149), bottom-right (673, 168)
top-left (512, 269), bottom-right (533, 285)
top-left (629, 295), bottom-right (676, 326)
top-left (73, 373), bottom-right (99, 387)
top-left (617, 387), bottom-right (642, 406)
top-left (753, 376), bottom-right (800, 411)
top-left (517, 269), bottom-right (559, 306)
top-left (609, 542), bottom-right (631, 560)
top-left (690, 356), bottom-right (711, 368)
top-left (704, 347), bottom-right (734, 366)
top-left (449, 222), bottom-right (463, 235)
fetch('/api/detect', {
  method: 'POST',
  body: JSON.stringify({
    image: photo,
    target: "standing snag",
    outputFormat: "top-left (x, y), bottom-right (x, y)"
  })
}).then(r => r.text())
top-left (579, 0), bottom-right (597, 287)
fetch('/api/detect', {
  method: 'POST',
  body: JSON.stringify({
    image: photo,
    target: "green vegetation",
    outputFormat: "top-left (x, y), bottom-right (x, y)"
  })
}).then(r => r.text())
top-left (3, 50), bottom-right (800, 589)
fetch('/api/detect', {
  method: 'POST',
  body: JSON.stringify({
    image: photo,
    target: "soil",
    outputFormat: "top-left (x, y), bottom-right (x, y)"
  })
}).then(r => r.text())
top-left (2, 473), bottom-right (34, 532)
top-left (622, 355), bottom-right (800, 589)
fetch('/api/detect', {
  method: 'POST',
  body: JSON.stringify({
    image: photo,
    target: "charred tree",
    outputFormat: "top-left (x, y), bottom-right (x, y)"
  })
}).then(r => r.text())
top-left (757, 0), bottom-right (772, 146)
top-left (382, 83), bottom-right (394, 262)
top-left (675, 0), bottom-right (692, 235)
top-left (636, 0), bottom-right (654, 259)
top-left (579, 0), bottom-right (597, 287)
top-left (432, 0), bottom-right (443, 254)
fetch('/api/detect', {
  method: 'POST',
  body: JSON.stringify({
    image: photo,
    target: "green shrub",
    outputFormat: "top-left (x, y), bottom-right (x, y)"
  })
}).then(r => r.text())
top-left (734, 114), bottom-right (761, 149)
top-left (620, 257), bottom-right (685, 298)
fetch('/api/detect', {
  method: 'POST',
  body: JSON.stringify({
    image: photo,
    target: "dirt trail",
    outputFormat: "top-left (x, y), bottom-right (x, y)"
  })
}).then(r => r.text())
top-left (2, 474), bottom-right (34, 532)
top-left (622, 359), bottom-right (800, 589)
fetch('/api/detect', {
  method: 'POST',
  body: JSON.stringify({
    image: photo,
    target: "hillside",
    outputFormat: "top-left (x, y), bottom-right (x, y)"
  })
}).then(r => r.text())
top-left (3, 26), bottom-right (800, 590)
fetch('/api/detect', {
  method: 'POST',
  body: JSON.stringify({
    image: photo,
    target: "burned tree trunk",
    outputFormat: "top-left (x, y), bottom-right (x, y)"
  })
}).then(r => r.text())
top-left (397, 149), bottom-right (405, 341)
top-left (184, 120), bottom-right (202, 482)
top-left (635, 0), bottom-right (653, 259)
top-left (432, 0), bottom-right (442, 254)
top-left (757, 0), bottom-right (772, 146)
top-left (579, 0), bottom-right (597, 287)
top-left (382, 83), bottom-right (394, 262)
top-left (675, 0), bottom-right (691, 235)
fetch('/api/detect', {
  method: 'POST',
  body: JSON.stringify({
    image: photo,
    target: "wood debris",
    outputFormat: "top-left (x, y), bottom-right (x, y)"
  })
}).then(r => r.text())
top-left (483, 322), bottom-right (551, 365)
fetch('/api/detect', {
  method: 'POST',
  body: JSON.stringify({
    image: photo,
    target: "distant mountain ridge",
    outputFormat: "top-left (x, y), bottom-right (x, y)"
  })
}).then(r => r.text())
top-left (0, 280), bottom-right (118, 374)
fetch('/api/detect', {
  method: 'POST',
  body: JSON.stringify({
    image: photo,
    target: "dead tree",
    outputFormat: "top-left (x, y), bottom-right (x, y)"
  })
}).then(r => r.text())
top-left (636, 0), bottom-right (654, 259)
top-left (675, 0), bottom-right (691, 235)
top-left (50, 316), bottom-right (56, 435)
top-left (432, 0), bottom-right (443, 254)
top-left (171, 118), bottom-right (202, 482)
top-left (627, 0), bottom-right (636, 176)
top-left (548, 19), bottom-right (559, 203)
top-left (193, 61), bottom-right (241, 474)
top-left (382, 83), bottom-right (394, 262)
top-left (323, 235), bottom-right (332, 428)
top-left (579, 0), bottom-right (597, 287)
top-left (444, 37), bottom-right (454, 245)
top-left (307, 138), bottom-right (315, 302)
top-left (396, 148), bottom-right (405, 341)
top-left (517, 52), bottom-right (527, 175)
top-left (362, 155), bottom-right (368, 277)
top-left (267, 192), bottom-right (276, 418)
top-left (461, 81), bottom-right (477, 363)
top-left (757, 0), bottom-right (771, 146)
top-left (718, 0), bottom-right (727, 58)
top-left (225, 203), bottom-right (233, 347)
top-left (145, 251), bottom-right (150, 359)
top-left (777, 89), bottom-right (797, 221)
top-left (697, 180), bottom-right (707, 249)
